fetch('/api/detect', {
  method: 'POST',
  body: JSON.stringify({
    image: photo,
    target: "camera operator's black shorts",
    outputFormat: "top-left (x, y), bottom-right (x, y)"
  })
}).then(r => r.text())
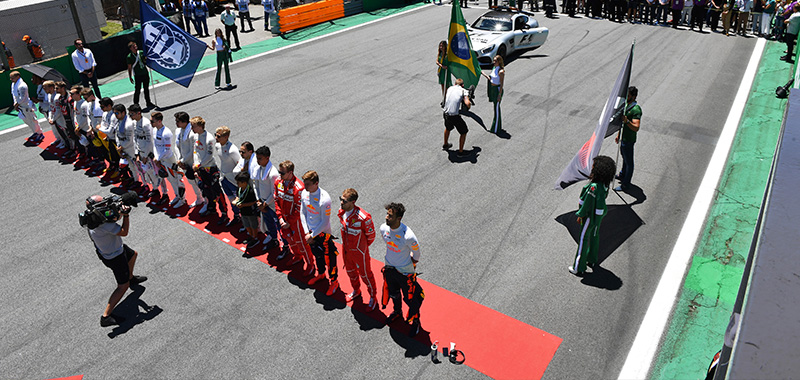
top-left (101, 245), bottom-right (136, 285)
top-left (443, 114), bottom-right (468, 135)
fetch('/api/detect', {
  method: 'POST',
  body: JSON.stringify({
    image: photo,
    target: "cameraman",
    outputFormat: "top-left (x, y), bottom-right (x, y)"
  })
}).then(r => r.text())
top-left (86, 195), bottom-right (147, 327)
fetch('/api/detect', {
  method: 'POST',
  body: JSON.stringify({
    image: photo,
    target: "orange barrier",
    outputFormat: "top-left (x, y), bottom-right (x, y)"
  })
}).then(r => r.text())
top-left (278, 0), bottom-right (345, 33)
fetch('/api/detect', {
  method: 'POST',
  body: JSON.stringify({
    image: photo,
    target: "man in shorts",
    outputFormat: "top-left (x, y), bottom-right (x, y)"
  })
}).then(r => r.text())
top-left (85, 196), bottom-right (147, 327)
top-left (442, 78), bottom-right (472, 157)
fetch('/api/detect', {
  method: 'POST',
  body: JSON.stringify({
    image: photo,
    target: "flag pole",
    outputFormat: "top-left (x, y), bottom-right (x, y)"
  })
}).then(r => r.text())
top-left (148, 66), bottom-right (157, 108)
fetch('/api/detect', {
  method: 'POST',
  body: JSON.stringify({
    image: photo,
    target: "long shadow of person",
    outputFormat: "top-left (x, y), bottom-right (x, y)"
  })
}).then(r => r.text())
top-left (447, 146), bottom-right (481, 164)
top-left (615, 184), bottom-right (647, 206)
top-left (389, 326), bottom-right (432, 358)
top-left (108, 284), bottom-right (163, 338)
top-left (461, 109), bottom-right (485, 129)
top-left (555, 204), bottom-right (643, 268)
top-left (350, 306), bottom-right (386, 331)
top-left (580, 264), bottom-right (623, 290)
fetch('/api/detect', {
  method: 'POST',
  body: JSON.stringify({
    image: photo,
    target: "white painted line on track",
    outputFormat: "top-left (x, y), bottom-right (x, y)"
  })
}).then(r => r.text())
top-left (0, 3), bottom-right (433, 136)
top-left (617, 37), bottom-right (766, 380)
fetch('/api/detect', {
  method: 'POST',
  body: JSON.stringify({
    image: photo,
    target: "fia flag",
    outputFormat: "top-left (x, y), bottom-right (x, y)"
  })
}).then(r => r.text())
top-left (555, 43), bottom-right (634, 190)
top-left (447, 1), bottom-right (482, 89)
top-left (140, 0), bottom-right (206, 87)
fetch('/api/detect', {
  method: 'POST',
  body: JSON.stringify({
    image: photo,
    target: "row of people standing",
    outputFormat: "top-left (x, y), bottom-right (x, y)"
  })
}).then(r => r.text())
top-left (71, 106), bottom-right (427, 335)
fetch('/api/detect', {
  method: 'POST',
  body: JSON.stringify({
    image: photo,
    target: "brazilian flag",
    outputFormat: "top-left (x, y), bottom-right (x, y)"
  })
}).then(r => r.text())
top-left (447, 1), bottom-right (481, 89)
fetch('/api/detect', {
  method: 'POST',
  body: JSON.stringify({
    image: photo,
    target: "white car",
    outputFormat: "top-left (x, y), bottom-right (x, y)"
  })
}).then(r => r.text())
top-left (468, 8), bottom-right (548, 65)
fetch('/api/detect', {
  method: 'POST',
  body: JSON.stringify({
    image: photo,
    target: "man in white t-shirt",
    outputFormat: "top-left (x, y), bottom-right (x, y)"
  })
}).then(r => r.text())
top-left (253, 145), bottom-right (283, 252)
top-left (174, 111), bottom-right (204, 209)
top-left (380, 202), bottom-right (424, 337)
top-left (191, 116), bottom-right (227, 218)
top-left (113, 104), bottom-right (142, 189)
top-left (301, 170), bottom-right (339, 296)
top-left (442, 78), bottom-right (472, 157)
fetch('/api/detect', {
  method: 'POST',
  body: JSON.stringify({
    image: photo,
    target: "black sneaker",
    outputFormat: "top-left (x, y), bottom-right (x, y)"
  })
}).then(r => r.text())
top-left (130, 275), bottom-right (148, 285)
top-left (264, 239), bottom-right (279, 250)
top-left (442, 143), bottom-right (452, 151)
top-left (217, 217), bottom-right (229, 226)
top-left (246, 239), bottom-right (259, 248)
top-left (276, 246), bottom-right (290, 260)
top-left (157, 194), bottom-right (170, 205)
top-left (386, 310), bottom-right (402, 325)
top-left (100, 314), bottom-right (125, 327)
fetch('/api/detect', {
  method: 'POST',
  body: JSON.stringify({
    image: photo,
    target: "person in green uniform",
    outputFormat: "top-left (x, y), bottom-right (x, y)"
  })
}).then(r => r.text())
top-left (126, 42), bottom-right (156, 109)
top-left (570, 155), bottom-right (615, 275)
top-left (208, 28), bottom-right (233, 89)
top-left (436, 41), bottom-right (451, 106)
top-left (482, 55), bottom-right (505, 134)
top-left (614, 86), bottom-right (641, 191)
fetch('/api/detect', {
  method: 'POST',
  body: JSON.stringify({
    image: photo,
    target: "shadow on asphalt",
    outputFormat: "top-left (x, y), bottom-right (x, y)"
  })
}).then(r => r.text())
top-left (447, 146), bottom-right (481, 164)
top-left (154, 92), bottom-right (217, 112)
top-left (580, 264), bottom-right (623, 290)
top-left (614, 183), bottom-right (647, 206)
top-left (389, 325), bottom-right (432, 359)
top-left (351, 306), bottom-right (385, 331)
top-left (461, 109), bottom-right (485, 129)
top-left (108, 285), bottom-right (163, 339)
top-left (555, 203), bottom-right (644, 269)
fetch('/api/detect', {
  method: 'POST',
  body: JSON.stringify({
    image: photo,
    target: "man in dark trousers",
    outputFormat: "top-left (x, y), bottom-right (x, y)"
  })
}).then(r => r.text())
top-left (614, 86), bottom-right (642, 191)
top-left (126, 42), bottom-right (156, 109)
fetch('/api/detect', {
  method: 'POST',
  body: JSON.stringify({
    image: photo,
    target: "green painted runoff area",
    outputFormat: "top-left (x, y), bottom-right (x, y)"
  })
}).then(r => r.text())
top-left (650, 40), bottom-right (789, 379)
top-left (0, 3), bottom-right (426, 132)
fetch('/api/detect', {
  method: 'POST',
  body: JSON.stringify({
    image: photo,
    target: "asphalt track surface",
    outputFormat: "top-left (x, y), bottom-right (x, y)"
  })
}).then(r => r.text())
top-left (0, 5), bottom-right (756, 379)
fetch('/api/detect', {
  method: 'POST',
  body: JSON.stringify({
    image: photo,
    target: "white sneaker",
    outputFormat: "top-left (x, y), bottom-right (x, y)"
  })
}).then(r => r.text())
top-left (189, 200), bottom-right (204, 209)
top-left (169, 197), bottom-right (180, 206)
top-left (198, 202), bottom-right (209, 214)
top-left (172, 198), bottom-right (186, 208)
top-left (367, 298), bottom-right (377, 311)
top-left (56, 140), bottom-right (66, 149)
top-left (568, 266), bottom-right (579, 275)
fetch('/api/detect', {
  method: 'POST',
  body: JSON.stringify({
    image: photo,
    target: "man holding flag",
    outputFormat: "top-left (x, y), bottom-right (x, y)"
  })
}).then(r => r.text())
top-left (614, 86), bottom-right (641, 192)
top-left (446, 1), bottom-right (481, 104)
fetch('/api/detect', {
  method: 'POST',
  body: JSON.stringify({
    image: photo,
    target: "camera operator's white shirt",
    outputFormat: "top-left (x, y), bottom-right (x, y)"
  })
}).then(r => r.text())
top-left (176, 126), bottom-right (196, 165)
top-left (216, 141), bottom-right (241, 183)
top-left (134, 117), bottom-right (154, 158)
top-left (193, 130), bottom-right (216, 168)
top-left (115, 115), bottom-right (136, 154)
top-left (154, 126), bottom-right (177, 164)
top-left (89, 222), bottom-right (124, 260)
top-left (443, 85), bottom-right (469, 116)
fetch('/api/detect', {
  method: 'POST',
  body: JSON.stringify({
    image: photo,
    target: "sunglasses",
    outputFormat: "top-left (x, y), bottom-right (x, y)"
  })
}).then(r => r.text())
top-left (278, 171), bottom-right (286, 176)
top-left (339, 197), bottom-right (351, 203)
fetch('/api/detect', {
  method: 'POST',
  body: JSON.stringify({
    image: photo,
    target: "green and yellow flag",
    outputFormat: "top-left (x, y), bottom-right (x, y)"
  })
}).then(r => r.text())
top-left (447, 1), bottom-right (481, 89)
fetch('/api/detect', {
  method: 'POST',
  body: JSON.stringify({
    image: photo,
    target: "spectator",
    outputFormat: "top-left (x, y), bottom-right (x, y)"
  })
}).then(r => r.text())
top-left (118, 3), bottom-right (133, 29)
top-left (1, 41), bottom-right (14, 69)
top-left (737, 0), bottom-right (753, 35)
top-left (709, 0), bottom-right (724, 31)
top-left (22, 35), bottom-right (44, 62)
top-left (691, 0), bottom-right (708, 30)
top-left (192, 0), bottom-right (210, 37)
top-left (763, 0), bottom-right (777, 36)
top-left (71, 39), bottom-right (102, 98)
top-left (672, 0), bottom-right (685, 27)
top-left (263, 0), bottom-right (276, 31)
top-left (781, 3), bottom-right (800, 61)
top-left (237, 0), bottom-right (255, 32)
top-left (181, 0), bottom-right (194, 34)
top-left (752, 0), bottom-right (764, 34)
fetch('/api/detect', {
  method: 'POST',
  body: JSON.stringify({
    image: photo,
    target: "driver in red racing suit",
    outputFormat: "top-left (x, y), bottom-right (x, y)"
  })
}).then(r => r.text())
top-left (274, 160), bottom-right (315, 276)
top-left (338, 188), bottom-right (378, 311)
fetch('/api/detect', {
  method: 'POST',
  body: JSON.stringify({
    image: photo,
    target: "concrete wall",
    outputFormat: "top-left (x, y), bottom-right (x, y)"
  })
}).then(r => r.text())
top-left (0, 0), bottom-right (106, 67)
